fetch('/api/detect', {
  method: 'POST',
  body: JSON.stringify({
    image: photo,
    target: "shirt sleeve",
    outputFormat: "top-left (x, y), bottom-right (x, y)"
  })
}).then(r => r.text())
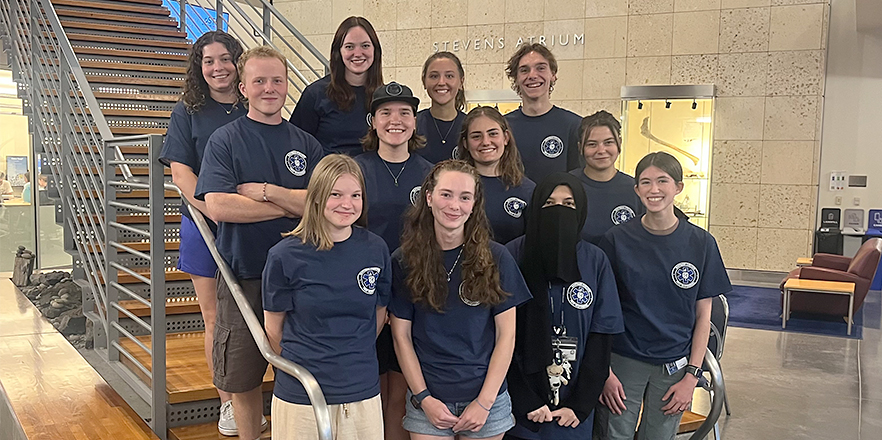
top-left (493, 245), bottom-right (532, 315)
top-left (303, 134), bottom-right (326, 182)
top-left (194, 132), bottom-right (237, 200)
top-left (262, 246), bottom-right (297, 312)
top-left (566, 117), bottom-right (582, 172)
top-left (389, 255), bottom-right (415, 320)
top-left (289, 84), bottom-right (320, 136)
top-left (588, 246), bottom-right (625, 334)
top-left (697, 234), bottom-right (733, 300)
top-left (159, 103), bottom-right (197, 169)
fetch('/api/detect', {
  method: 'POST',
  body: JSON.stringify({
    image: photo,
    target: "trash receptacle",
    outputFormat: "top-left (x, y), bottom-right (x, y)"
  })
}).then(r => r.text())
top-left (815, 228), bottom-right (843, 255)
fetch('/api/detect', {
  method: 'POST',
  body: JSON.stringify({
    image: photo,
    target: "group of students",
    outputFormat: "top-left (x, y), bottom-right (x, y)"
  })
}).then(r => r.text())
top-left (158, 16), bottom-right (732, 440)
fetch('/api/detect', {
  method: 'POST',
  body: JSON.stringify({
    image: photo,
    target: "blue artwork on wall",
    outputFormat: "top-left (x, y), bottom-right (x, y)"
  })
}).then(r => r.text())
top-left (161, 0), bottom-right (229, 40)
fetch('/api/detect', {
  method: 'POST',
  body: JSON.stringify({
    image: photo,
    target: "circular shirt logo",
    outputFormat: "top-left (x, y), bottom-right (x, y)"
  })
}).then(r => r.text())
top-left (459, 282), bottom-right (480, 307)
top-left (409, 186), bottom-right (422, 206)
top-left (504, 197), bottom-right (527, 218)
top-left (285, 150), bottom-right (308, 177)
top-left (671, 262), bottom-right (700, 289)
top-left (610, 205), bottom-right (636, 225)
top-left (540, 135), bottom-right (564, 158)
top-left (566, 282), bottom-right (594, 310)
top-left (357, 267), bottom-right (381, 295)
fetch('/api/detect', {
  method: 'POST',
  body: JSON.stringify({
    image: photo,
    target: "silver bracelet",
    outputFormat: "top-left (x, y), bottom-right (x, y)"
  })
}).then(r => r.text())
top-left (474, 400), bottom-right (491, 412)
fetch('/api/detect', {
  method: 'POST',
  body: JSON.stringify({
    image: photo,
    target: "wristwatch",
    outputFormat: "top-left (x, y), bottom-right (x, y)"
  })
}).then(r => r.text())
top-left (685, 364), bottom-right (703, 379)
top-left (410, 389), bottom-right (431, 410)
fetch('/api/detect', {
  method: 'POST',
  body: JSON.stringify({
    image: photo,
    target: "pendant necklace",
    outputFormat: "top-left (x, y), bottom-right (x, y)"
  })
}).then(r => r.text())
top-left (216, 99), bottom-right (238, 115)
top-left (446, 247), bottom-right (464, 282)
top-left (381, 157), bottom-right (408, 187)
top-left (432, 114), bottom-right (456, 145)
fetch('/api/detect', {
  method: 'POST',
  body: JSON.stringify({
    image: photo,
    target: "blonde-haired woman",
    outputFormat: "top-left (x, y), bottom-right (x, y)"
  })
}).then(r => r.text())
top-left (264, 154), bottom-right (392, 439)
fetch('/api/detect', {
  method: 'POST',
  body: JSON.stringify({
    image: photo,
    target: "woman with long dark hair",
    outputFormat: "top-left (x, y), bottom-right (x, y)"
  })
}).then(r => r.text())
top-left (390, 160), bottom-right (531, 440)
top-left (416, 52), bottom-right (467, 163)
top-left (264, 154), bottom-right (391, 439)
top-left (457, 106), bottom-right (535, 244)
top-left (597, 152), bottom-right (731, 440)
top-left (504, 172), bottom-right (623, 440)
top-left (157, 30), bottom-right (247, 436)
top-left (290, 16), bottom-right (383, 156)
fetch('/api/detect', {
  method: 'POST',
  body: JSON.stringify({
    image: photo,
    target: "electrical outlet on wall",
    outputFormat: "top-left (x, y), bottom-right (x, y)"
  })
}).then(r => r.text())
top-left (835, 196), bottom-right (842, 205)
top-left (854, 197), bottom-right (861, 206)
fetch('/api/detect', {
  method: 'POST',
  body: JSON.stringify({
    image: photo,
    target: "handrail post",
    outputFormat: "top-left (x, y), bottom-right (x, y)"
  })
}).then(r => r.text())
top-left (262, 0), bottom-right (271, 45)
top-left (215, 0), bottom-right (222, 31)
top-left (104, 141), bottom-right (120, 360)
top-left (148, 134), bottom-right (168, 440)
top-left (178, 0), bottom-right (187, 35)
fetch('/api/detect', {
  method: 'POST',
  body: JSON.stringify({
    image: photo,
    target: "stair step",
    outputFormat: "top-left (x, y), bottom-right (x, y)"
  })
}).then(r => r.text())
top-left (50, 0), bottom-right (170, 16)
top-left (65, 32), bottom-right (190, 50)
top-left (74, 166), bottom-right (172, 176)
top-left (86, 239), bottom-right (180, 253)
top-left (73, 126), bottom-right (169, 135)
top-left (54, 7), bottom-right (179, 26)
top-left (71, 46), bottom-right (188, 61)
top-left (103, 268), bottom-right (190, 284)
top-left (79, 59), bottom-right (186, 74)
top-left (169, 418), bottom-right (273, 440)
top-left (82, 214), bottom-right (182, 224)
top-left (92, 91), bottom-right (181, 102)
top-left (76, 189), bottom-right (180, 198)
top-left (118, 331), bottom-right (274, 404)
top-left (119, 295), bottom-right (199, 317)
top-left (60, 19), bottom-right (187, 38)
top-left (84, 74), bottom-right (183, 88)
top-left (74, 144), bottom-right (153, 154)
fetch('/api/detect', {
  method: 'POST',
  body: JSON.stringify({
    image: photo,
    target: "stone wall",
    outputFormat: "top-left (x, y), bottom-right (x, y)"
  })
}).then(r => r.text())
top-left (272, 0), bottom-right (829, 271)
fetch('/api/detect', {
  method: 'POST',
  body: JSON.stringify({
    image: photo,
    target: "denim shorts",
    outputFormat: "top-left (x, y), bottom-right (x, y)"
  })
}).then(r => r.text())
top-left (403, 389), bottom-right (515, 438)
top-left (177, 215), bottom-right (218, 278)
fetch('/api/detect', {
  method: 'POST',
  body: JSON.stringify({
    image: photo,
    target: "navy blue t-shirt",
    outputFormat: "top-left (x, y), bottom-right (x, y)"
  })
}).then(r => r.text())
top-left (598, 219), bottom-right (732, 364)
top-left (195, 116), bottom-right (325, 279)
top-left (506, 237), bottom-right (624, 440)
top-left (263, 227), bottom-right (391, 405)
top-left (389, 242), bottom-right (532, 403)
top-left (569, 169), bottom-right (644, 245)
top-left (289, 75), bottom-right (369, 156)
top-left (159, 98), bottom-right (246, 221)
top-left (481, 176), bottom-right (536, 244)
top-left (355, 152), bottom-right (434, 252)
top-left (505, 106), bottom-right (582, 183)
top-left (415, 109), bottom-right (466, 163)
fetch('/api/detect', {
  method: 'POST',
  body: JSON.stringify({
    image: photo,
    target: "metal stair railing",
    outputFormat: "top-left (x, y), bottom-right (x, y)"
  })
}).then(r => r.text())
top-left (173, 0), bottom-right (330, 117)
top-left (105, 134), bottom-right (168, 439)
top-left (178, 188), bottom-right (333, 440)
top-left (2, 0), bottom-right (112, 331)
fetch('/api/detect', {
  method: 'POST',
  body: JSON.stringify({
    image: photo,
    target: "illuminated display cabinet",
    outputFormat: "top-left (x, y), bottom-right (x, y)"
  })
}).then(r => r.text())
top-left (619, 85), bottom-right (716, 230)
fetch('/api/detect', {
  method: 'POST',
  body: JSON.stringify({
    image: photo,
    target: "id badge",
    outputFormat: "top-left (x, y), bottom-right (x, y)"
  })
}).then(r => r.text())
top-left (664, 356), bottom-right (688, 375)
top-left (552, 336), bottom-right (578, 361)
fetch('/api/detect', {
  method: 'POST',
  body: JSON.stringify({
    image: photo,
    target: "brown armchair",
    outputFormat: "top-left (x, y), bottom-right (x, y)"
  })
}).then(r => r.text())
top-left (780, 238), bottom-right (882, 316)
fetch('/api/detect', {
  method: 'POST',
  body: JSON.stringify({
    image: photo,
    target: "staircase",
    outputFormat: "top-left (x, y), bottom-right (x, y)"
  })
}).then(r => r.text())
top-left (0, 0), bottom-right (328, 437)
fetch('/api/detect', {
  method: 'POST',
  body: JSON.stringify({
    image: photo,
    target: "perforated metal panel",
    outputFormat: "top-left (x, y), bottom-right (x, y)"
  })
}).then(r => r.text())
top-left (167, 392), bottom-right (272, 427)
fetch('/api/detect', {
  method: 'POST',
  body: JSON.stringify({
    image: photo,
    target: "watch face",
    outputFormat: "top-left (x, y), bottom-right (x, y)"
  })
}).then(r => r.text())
top-left (410, 394), bottom-right (420, 409)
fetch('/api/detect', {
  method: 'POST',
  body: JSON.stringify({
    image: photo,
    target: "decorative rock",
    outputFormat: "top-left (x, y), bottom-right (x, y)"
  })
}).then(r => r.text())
top-left (51, 300), bottom-right (65, 309)
top-left (11, 246), bottom-right (36, 287)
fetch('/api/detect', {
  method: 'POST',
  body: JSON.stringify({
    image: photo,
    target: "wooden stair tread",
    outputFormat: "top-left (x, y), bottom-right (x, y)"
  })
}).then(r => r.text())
top-left (119, 296), bottom-right (200, 317)
top-left (74, 144), bottom-right (153, 154)
top-left (83, 75), bottom-right (183, 88)
top-left (76, 189), bottom-right (180, 198)
top-left (74, 166), bottom-right (172, 176)
top-left (81, 214), bottom-right (182, 224)
top-left (92, 91), bottom-right (181, 102)
top-left (169, 418), bottom-right (272, 440)
top-left (60, 19), bottom-right (187, 37)
top-left (65, 32), bottom-right (190, 49)
top-left (72, 46), bottom-right (188, 61)
top-left (118, 331), bottom-right (274, 404)
top-left (74, 126), bottom-right (169, 135)
top-left (86, 240), bottom-right (180, 253)
top-left (79, 59), bottom-right (186, 74)
top-left (51, 0), bottom-right (170, 15)
top-left (54, 8), bottom-right (178, 26)
top-left (117, 269), bottom-right (190, 284)
top-left (677, 410), bottom-right (707, 434)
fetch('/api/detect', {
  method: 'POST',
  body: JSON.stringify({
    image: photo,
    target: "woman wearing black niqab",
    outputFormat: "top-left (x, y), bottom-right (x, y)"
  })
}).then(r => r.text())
top-left (504, 172), bottom-right (624, 440)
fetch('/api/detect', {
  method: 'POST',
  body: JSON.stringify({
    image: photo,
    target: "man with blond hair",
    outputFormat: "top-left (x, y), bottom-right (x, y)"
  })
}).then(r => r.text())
top-left (195, 46), bottom-right (324, 439)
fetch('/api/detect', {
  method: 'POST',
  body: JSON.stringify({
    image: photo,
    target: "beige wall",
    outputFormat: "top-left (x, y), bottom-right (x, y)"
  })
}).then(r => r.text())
top-left (274, 0), bottom-right (829, 271)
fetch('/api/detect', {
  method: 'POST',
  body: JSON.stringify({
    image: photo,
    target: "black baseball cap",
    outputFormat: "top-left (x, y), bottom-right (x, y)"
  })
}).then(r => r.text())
top-left (370, 82), bottom-right (420, 114)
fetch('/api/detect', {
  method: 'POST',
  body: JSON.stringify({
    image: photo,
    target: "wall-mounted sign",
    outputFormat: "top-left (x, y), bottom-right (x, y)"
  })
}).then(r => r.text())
top-left (432, 34), bottom-right (585, 53)
top-left (869, 209), bottom-right (882, 231)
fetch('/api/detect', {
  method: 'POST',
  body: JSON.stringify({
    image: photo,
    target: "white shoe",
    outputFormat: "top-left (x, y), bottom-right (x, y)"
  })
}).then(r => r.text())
top-left (217, 400), bottom-right (269, 437)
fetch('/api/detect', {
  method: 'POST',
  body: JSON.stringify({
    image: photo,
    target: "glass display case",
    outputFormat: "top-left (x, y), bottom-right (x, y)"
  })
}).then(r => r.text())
top-left (619, 85), bottom-right (716, 230)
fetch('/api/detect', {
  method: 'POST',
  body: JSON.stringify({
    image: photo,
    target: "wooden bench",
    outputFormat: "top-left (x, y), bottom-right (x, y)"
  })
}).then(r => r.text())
top-left (782, 278), bottom-right (856, 335)
top-left (0, 277), bottom-right (159, 439)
